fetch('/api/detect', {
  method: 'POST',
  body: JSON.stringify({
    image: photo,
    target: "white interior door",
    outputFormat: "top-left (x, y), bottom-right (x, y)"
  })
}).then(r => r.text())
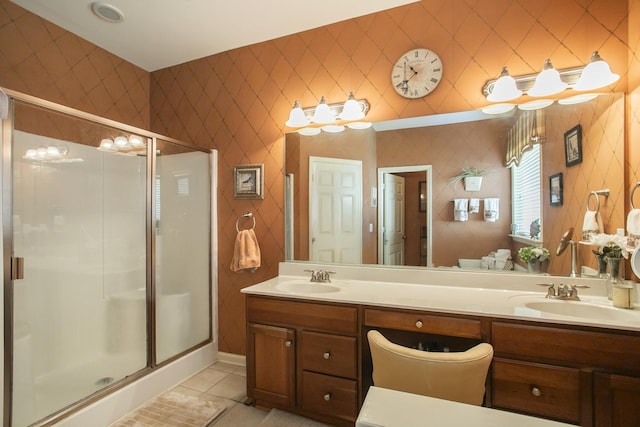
top-left (309, 157), bottom-right (362, 264)
top-left (382, 173), bottom-right (405, 265)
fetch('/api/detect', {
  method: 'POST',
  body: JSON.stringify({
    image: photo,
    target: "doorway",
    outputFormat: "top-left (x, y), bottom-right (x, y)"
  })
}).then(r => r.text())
top-left (378, 166), bottom-right (432, 267)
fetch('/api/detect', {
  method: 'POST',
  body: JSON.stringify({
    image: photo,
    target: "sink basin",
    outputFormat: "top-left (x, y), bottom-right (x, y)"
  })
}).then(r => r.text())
top-left (524, 300), bottom-right (637, 321)
top-left (275, 280), bottom-right (341, 294)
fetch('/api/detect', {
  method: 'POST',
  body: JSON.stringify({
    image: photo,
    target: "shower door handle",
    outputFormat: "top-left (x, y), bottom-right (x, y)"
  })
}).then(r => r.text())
top-left (11, 257), bottom-right (24, 280)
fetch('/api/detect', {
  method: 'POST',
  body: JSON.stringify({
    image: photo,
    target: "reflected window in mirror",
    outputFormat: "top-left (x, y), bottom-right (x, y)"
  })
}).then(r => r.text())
top-left (511, 143), bottom-right (541, 240)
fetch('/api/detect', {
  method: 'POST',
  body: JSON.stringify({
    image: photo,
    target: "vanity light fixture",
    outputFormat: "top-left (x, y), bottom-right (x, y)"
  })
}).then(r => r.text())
top-left (285, 93), bottom-right (370, 135)
top-left (483, 51), bottom-right (619, 104)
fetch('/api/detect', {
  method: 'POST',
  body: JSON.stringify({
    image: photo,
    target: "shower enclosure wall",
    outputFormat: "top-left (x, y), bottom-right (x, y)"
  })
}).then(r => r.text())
top-left (1, 91), bottom-right (216, 426)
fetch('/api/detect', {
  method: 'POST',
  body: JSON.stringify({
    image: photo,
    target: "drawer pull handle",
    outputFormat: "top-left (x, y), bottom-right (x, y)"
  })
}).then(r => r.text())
top-left (324, 393), bottom-right (331, 401)
top-left (415, 320), bottom-right (423, 328)
top-left (285, 340), bottom-right (292, 348)
top-left (531, 386), bottom-right (541, 397)
top-left (323, 352), bottom-right (331, 360)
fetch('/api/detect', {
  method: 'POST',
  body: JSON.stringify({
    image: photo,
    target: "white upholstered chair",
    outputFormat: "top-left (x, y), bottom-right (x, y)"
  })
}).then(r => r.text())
top-left (367, 330), bottom-right (493, 406)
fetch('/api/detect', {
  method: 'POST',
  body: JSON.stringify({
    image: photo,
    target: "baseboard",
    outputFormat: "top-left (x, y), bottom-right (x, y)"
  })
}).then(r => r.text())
top-left (218, 351), bottom-right (246, 367)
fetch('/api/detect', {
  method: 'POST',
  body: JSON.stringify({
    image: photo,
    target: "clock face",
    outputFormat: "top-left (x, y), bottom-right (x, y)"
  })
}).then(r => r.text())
top-left (391, 48), bottom-right (443, 99)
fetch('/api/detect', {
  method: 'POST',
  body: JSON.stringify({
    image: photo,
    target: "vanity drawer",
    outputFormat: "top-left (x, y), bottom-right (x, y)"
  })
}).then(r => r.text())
top-left (364, 308), bottom-right (481, 339)
top-left (247, 296), bottom-right (357, 335)
top-left (492, 322), bottom-right (640, 371)
top-left (301, 371), bottom-right (358, 421)
top-left (301, 331), bottom-right (357, 379)
top-left (493, 358), bottom-right (581, 423)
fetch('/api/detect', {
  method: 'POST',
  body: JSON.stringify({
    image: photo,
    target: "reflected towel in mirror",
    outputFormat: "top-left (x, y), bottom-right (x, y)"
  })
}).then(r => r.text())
top-left (484, 198), bottom-right (499, 222)
top-left (627, 209), bottom-right (640, 246)
top-left (230, 229), bottom-right (261, 273)
top-left (469, 198), bottom-right (480, 214)
top-left (454, 199), bottom-right (468, 222)
top-left (582, 210), bottom-right (603, 241)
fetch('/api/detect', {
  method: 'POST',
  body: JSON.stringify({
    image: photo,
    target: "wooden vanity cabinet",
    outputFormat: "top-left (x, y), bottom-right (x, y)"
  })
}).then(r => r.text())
top-left (246, 295), bottom-right (359, 426)
top-left (492, 321), bottom-right (640, 426)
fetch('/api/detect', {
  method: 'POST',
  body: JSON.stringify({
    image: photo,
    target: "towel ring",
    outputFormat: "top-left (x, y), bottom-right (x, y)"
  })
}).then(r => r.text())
top-left (631, 182), bottom-right (640, 210)
top-left (587, 192), bottom-right (600, 213)
top-left (236, 212), bottom-right (256, 232)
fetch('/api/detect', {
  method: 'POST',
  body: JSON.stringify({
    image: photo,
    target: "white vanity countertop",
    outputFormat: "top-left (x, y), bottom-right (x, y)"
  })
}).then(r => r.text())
top-left (241, 262), bottom-right (640, 332)
top-left (356, 387), bottom-right (573, 427)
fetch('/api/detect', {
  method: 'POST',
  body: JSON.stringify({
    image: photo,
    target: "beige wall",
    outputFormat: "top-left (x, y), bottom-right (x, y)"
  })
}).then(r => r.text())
top-left (2, 0), bottom-right (639, 355)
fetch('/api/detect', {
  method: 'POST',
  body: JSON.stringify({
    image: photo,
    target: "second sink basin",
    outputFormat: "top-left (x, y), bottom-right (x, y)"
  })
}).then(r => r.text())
top-left (525, 300), bottom-right (637, 321)
top-left (275, 280), bottom-right (341, 294)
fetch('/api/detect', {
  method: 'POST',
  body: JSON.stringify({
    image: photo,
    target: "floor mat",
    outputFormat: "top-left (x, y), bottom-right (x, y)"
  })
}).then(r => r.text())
top-left (110, 390), bottom-right (226, 427)
top-left (258, 408), bottom-right (330, 427)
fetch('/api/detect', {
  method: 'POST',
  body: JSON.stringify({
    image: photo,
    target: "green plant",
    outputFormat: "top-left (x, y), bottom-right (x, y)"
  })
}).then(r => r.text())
top-left (518, 246), bottom-right (550, 263)
top-left (449, 166), bottom-right (492, 184)
top-left (591, 233), bottom-right (629, 259)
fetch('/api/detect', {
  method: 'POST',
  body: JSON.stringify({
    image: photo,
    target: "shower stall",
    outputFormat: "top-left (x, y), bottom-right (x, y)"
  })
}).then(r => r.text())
top-left (1, 90), bottom-right (216, 426)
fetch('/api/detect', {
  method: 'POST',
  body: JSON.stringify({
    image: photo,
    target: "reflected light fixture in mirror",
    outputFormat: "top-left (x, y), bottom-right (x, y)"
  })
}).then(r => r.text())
top-left (285, 92), bottom-right (370, 135)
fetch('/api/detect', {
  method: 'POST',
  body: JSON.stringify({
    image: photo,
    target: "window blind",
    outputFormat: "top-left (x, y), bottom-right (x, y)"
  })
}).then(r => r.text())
top-left (511, 143), bottom-right (541, 238)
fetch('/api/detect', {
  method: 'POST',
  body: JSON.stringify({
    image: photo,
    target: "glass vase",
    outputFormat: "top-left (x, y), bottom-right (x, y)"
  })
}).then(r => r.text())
top-left (606, 257), bottom-right (623, 300)
top-left (595, 254), bottom-right (608, 279)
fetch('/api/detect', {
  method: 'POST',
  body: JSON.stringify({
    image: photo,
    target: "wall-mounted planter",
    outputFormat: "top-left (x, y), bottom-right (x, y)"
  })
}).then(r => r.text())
top-left (464, 176), bottom-right (483, 192)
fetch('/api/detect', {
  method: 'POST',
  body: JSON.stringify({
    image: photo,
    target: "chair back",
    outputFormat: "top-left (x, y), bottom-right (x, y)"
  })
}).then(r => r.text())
top-left (367, 330), bottom-right (493, 406)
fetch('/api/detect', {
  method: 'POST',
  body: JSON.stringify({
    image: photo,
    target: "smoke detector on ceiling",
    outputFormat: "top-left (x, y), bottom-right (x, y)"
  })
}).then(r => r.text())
top-left (90, 2), bottom-right (124, 23)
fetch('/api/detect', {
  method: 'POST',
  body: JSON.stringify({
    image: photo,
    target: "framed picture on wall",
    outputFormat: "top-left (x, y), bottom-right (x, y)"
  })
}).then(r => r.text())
top-left (234, 164), bottom-right (264, 199)
top-left (550, 172), bottom-right (563, 206)
top-left (564, 124), bottom-right (582, 167)
top-left (418, 181), bottom-right (426, 212)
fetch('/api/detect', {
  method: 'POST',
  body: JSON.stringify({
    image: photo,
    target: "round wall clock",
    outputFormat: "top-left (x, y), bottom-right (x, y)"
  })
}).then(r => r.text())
top-left (391, 48), bottom-right (443, 99)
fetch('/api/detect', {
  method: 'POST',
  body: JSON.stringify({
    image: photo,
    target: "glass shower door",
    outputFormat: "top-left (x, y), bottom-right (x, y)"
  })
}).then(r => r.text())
top-left (9, 102), bottom-right (148, 426)
top-left (154, 140), bottom-right (211, 363)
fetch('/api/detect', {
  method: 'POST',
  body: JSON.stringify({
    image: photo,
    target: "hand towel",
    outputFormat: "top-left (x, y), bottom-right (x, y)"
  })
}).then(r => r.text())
top-left (582, 210), bottom-right (603, 241)
top-left (469, 198), bottom-right (480, 214)
top-left (484, 198), bottom-right (499, 222)
top-left (454, 199), bottom-right (468, 222)
top-left (627, 209), bottom-right (640, 236)
top-left (230, 229), bottom-right (261, 273)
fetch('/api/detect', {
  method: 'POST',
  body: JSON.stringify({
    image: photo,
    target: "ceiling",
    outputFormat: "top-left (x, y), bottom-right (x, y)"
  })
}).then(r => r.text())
top-left (11, 0), bottom-right (418, 72)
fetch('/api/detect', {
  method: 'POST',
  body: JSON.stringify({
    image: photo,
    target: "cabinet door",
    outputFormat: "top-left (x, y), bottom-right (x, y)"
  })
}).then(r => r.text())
top-left (594, 372), bottom-right (640, 427)
top-left (247, 323), bottom-right (295, 407)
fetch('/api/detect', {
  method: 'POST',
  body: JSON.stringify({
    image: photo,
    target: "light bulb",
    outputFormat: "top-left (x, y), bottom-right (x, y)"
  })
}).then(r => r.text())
top-left (114, 136), bottom-right (128, 148)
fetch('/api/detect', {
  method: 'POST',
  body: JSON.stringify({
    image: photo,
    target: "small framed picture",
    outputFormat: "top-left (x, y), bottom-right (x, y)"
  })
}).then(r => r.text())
top-left (418, 181), bottom-right (426, 212)
top-left (234, 164), bottom-right (264, 199)
top-left (564, 124), bottom-right (582, 167)
top-left (549, 172), bottom-right (563, 206)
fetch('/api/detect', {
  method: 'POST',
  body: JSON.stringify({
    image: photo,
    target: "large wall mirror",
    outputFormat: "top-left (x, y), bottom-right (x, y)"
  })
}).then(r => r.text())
top-left (284, 92), bottom-right (625, 277)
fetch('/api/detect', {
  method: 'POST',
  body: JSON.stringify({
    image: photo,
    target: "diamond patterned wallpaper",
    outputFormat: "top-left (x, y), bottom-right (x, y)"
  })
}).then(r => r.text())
top-left (1, 0), bottom-right (639, 356)
top-left (149, 0), bottom-right (632, 355)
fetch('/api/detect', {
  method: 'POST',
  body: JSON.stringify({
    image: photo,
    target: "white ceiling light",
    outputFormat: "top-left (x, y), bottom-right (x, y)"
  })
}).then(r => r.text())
top-left (90, 2), bottom-right (124, 23)
top-left (573, 51), bottom-right (620, 91)
top-left (527, 59), bottom-right (568, 97)
top-left (285, 101), bottom-right (309, 127)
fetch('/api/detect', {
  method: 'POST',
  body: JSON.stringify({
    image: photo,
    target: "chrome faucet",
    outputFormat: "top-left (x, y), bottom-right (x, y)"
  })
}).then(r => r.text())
top-left (304, 269), bottom-right (335, 283)
top-left (538, 283), bottom-right (589, 300)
